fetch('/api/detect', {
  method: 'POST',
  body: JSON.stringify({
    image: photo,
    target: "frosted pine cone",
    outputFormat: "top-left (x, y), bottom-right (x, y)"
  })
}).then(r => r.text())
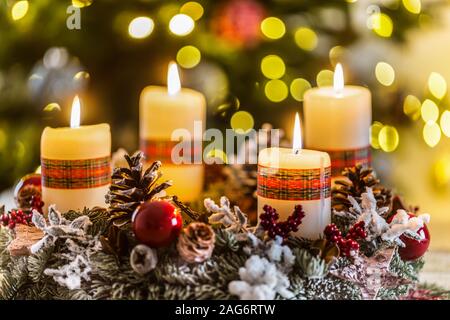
top-left (177, 222), bottom-right (215, 263)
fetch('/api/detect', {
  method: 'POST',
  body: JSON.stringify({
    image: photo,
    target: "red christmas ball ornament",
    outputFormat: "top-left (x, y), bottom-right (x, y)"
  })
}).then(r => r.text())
top-left (132, 200), bottom-right (182, 248)
top-left (388, 212), bottom-right (431, 261)
top-left (14, 173), bottom-right (42, 209)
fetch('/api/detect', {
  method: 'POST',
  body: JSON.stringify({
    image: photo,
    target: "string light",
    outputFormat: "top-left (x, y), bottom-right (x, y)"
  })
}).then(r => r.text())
top-left (11, 1), bottom-right (29, 21)
top-left (169, 14), bottom-right (195, 36)
top-left (294, 27), bottom-right (318, 51)
top-left (176, 45), bottom-right (201, 69)
top-left (230, 111), bottom-right (254, 134)
top-left (128, 17), bottom-right (154, 39)
top-left (428, 72), bottom-right (447, 100)
top-left (421, 99), bottom-right (439, 123)
top-left (261, 55), bottom-right (285, 79)
top-left (423, 121), bottom-right (441, 147)
top-left (290, 78), bottom-right (311, 102)
top-left (378, 125), bottom-right (399, 152)
top-left (265, 80), bottom-right (288, 102)
top-left (375, 62), bottom-right (395, 86)
top-left (261, 17), bottom-right (286, 40)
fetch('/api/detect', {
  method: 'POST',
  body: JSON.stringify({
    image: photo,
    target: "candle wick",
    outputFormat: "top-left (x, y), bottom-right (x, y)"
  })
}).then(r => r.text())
top-left (295, 149), bottom-right (300, 155)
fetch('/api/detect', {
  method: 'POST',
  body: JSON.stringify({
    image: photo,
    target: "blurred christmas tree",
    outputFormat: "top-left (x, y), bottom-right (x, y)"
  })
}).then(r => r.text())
top-left (0, 0), bottom-right (445, 190)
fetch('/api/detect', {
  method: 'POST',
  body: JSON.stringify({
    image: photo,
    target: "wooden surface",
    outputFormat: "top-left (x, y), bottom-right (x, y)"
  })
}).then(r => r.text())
top-left (7, 224), bottom-right (44, 256)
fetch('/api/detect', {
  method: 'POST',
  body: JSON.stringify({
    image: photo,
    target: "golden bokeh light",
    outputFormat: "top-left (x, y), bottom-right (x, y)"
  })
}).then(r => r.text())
top-left (379, 125), bottom-right (399, 152)
top-left (231, 111), bottom-right (255, 134)
top-left (265, 79), bottom-right (288, 102)
top-left (128, 17), bottom-right (154, 39)
top-left (11, 1), bottom-right (29, 21)
top-left (421, 99), bottom-right (439, 123)
top-left (169, 14), bottom-right (195, 36)
top-left (368, 13), bottom-right (393, 38)
top-left (261, 17), bottom-right (286, 40)
top-left (402, 0), bottom-right (421, 14)
top-left (72, 0), bottom-right (93, 8)
top-left (316, 70), bottom-right (334, 87)
top-left (375, 62), bottom-right (395, 86)
top-left (370, 121), bottom-right (384, 149)
top-left (43, 103), bottom-right (61, 112)
top-left (403, 95), bottom-right (421, 120)
top-left (440, 110), bottom-right (450, 137)
top-left (294, 27), bottom-right (318, 51)
top-left (428, 72), bottom-right (447, 100)
top-left (74, 71), bottom-right (90, 81)
top-left (433, 155), bottom-right (450, 187)
top-left (176, 45), bottom-right (201, 69)
top-left (290, 78), bottom-right (311, 102)
top-left (180, 2), bottom-right (204, 21)
top-left (205, 148), bottom-right (228, 164)
top-left (261, 55), bottom-right (285, 79)
top-left (423, 121), bottom-right (441, 147)
top-left (329, 46), bottom-right (345, 66)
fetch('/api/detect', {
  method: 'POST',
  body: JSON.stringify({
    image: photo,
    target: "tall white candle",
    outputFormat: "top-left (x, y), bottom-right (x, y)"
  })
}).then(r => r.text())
top-left (41, 96), bottom-right (111, 213)
top-left (140, 62), bottom-right (206, 202)
top-left (257, 114), bottom-right (331, 239)
top-left (303, 64), bottom-right (372, 176)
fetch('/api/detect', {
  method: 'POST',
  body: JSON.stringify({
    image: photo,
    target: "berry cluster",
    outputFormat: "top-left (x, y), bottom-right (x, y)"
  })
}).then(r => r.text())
top-left (259, 204), bottom-right (305, 240)
top-left (1, 209), bottom-right (33, 230)
top-left (324, 221), bottom-right (367, 257)
top-left (29, 194), bottom-right (44, 214)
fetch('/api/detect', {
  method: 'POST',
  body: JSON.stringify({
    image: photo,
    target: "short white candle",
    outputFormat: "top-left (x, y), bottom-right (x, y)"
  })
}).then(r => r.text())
top-left (257, 114), bottom-right (331, 239)
top-left (41, 96), bottom-right (111, 213)
top-left (140, 62), bottom-right (206, 202)
top-left (303, 64), bottom-right (372, 176)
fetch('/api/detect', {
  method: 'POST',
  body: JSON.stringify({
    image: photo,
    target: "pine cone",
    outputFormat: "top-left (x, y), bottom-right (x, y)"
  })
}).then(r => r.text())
top-left (105, 151), bottom-right (172, 226)
top-left (332, 164), bottom-right (392, 211)
top-left (177, 222), bottom-right (215, 263)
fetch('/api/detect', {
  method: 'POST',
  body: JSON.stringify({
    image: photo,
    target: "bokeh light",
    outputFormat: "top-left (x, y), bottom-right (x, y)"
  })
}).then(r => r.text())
top-left (261, 17), bottom-right (286, 40)
top-left (128, 17), bottom-right (154, 39)
top-left (265, 80), bottom-right (288, 102)
top-left (11, 1), bottom-right (29, 21)
top-left (433, 155), bottom-right (450, 187)
top-left (72, 0), bottom-right (92, 8)
top-left (379, 125), bottom-right (399, 152)
top-left (176, 45), bottom-right (201, 69)
top-left (180, 2), bottom-right (204, 21)
top-left (368, 13), bottom-right (393, 38)
top-left (294, 27), bottom-right (318, 51)
top-left (329, 46), bottom-right (345, 66)
top-left (440, 110), bottom-right (450, 137)
top-left (43, 103), bottom-right (61, 112)
top-left (205, 148), bottom-right (228, 164)
top-left (421, 99), bottom-right (439, 123)
top-left (423, 121), bottom-right (441, 147)
top-left (74, 71), bottom-right (90, 81)
top-left (231, 111), bottom-right (254, 134)
top-left (169, 14), bottom-right (195, 36)
top-left (261, 55), bottom-right (285, 79)
top-left (402, 0), bottom-right (421, 14)
top-left (375, 62), bottom-right (395, 86)
top-left (403, 95), bottom-right (421, 120)
top-left (428, 72), bottom-right (447, 100)
top-left (316, 70), bottom-right (334, 87)
top-left (290, 78), bottom-right (311, 102)
top-left (370, 121), bottom-right (384, 149)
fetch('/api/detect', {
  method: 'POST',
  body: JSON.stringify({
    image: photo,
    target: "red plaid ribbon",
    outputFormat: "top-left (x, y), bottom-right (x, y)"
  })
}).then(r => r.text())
top-left (257, 165), bottom-right (331, 201)
top-left (41, 156), bottom-right (111, 189)
top-left (324, 146), bottom-right (371, 176)
top-left (140, 139), bottom-right (202, 163)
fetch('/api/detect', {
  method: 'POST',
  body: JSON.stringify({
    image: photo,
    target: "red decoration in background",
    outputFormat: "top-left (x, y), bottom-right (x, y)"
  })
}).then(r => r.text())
top-left (211, 0), bottom-right (266, 48)
top-left (324, 222), bottom-right (367, 257)
top-left (259, 204), bottom-right (305, 240)
top-left (388, 212), bottom-right (430, 261)
top-left (1, 209), bottom-right (33, 230)
top-left (14, 173), bottom-right (44, 213)
top-left (132, 200), bottom-right (183, 248)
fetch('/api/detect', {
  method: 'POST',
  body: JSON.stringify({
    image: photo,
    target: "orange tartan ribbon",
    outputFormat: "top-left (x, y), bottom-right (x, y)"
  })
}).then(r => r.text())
top-left (324, 146), bottom-right (371, 176)
top-left (140, 139), bottom-right (203, 164)
top-left (41, 156), bottom-right (111, 189)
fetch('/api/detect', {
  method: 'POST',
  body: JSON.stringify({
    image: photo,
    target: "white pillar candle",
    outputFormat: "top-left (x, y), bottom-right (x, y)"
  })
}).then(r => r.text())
top-left (257, 114), bottom-right (331, 239)
top-left (41, 96), bottom-right (111, 213)
top-left (303, 64), bottom-right (372, 177)
top-left (140, 62), bottom-right (206, 202)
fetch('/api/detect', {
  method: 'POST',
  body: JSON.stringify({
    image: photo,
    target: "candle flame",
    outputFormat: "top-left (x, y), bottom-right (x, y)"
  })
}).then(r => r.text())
top-left (167, 61), bottom-right (181, 96)
top-left (70, 95), bottom-right (81, 128)
top-left (293, 112), bottom-right (302, 153)
top-left (333, 63), bottom-right (344, 94)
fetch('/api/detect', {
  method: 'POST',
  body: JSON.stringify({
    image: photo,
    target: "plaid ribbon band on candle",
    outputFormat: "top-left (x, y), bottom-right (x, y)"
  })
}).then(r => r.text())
top-left (326, 146), bottom-right (371, 176)
top-left (140, 139), bottom-right (202, 163)
top-left (257, 165), bottom-right (331, 201)
top-left (41, 156), bottom-right (111, 189)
